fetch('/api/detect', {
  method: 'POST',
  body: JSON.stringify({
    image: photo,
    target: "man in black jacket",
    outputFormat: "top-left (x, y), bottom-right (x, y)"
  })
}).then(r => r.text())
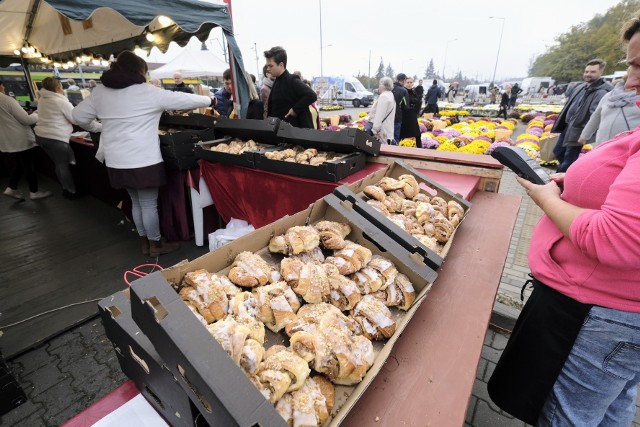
top-left (392, 73), bottom-right (409, 144)
top-left (551, 59), bottom-right (613, 172)
top-left (265, 46), bottom-right (317, 128)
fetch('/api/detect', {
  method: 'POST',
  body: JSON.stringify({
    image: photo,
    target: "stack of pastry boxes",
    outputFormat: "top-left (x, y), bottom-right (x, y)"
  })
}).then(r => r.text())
top-left (195, 118), bottom-right (380, 182)
top-left (99, 160), bottom-right (470, 426)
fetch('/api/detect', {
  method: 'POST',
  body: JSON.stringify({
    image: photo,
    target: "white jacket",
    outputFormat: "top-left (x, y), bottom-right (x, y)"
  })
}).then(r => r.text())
top-left (369, 91), bottom-right (396, 143)
top-left (72, 84), bottom-right (211, 169)
top-left (0, 93), bottom-right (38, 153)
top-left (35, 89), bottom-right (101, 142)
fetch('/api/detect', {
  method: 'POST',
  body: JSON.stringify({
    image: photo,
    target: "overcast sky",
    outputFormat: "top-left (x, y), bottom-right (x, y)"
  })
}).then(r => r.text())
top-left (149, 0), bottom-right (623, 83)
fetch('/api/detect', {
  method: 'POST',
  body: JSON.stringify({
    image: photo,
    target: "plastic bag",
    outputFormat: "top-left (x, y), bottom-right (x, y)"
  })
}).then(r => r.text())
top-left (208, 218), bottom-right (255, 251)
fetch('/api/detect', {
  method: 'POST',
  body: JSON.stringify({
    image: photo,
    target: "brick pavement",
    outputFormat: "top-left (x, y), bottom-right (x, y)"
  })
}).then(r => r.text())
top-left (2, 143), bottom-right (640, 427)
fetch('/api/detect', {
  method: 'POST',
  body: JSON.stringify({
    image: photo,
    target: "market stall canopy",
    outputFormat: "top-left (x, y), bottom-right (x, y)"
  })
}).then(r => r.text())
top-left (0, 0), bottom-right (251, 116)
top-left (150, 48), bottom-right (229, 79)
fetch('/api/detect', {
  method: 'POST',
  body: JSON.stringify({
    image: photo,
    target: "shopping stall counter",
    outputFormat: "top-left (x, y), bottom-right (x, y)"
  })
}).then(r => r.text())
top-left (64, 190), bottom-right (521, 427)
top-left (58, 136), bottom-right (201, 242)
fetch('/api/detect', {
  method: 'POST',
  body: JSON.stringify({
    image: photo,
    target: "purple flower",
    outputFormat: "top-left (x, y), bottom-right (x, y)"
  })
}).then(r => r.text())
top-left (543, 119), bottom-right (554, 127)
top-left (422, 138), bottom-right (440, 148)
top-left (442, 129), bottom-right (462, 138)
top-left (419, 125), bottom-right (428, 133)
top-left (477, 135), bottom-right (492, 142)
top-left (326, 125), bottom-right (340, 131)
top-left (496, 125), bottom-right (508, 130)
top-left (431, 129), bottom-right (444, 136)
top-left (485, 141), bottom-right (512, 154)
top-left (517, 138), bottom-right (539, 144)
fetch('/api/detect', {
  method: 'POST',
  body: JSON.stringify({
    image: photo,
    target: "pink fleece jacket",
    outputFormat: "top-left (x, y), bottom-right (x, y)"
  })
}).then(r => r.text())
top-left (529, 126), bottom-right (640, 313)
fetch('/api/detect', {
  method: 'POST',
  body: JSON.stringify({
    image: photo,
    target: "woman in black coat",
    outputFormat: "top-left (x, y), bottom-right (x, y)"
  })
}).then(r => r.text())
top-left (499, 91), bottom-right (509, 120)
top-left (400, 77), bottom-right (424, 147)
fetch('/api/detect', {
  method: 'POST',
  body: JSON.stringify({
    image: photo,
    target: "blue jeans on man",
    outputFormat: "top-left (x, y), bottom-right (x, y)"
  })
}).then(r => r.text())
top-left (393, 122), bottom-right (401, 145)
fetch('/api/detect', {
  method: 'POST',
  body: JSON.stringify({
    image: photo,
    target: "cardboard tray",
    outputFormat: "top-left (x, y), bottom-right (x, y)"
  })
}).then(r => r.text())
top-left (195, 137), bottom-right (284, 169)
top-left (253, 150), bottom-right (367, 182)
top-left (160, 112), bottom-right (216, 129)
top-left (99, 289), bottom-right (208, 427)
top-left (130, 194), bottom-right (438, 427)
top-left (215, 117), bottom-right (282, 146)
top-left (335, 160), bottom-right (472, 270)
top-left (277, 121), bottom-right (380, 156)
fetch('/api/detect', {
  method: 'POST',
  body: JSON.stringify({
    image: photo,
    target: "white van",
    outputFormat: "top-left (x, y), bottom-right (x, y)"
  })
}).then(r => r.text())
top-left (312, 75), bottom-right (375, 108)
top-left (520, 77), bottom-right (555, 95)
top-left (463, 83), bottom-right (492, 102)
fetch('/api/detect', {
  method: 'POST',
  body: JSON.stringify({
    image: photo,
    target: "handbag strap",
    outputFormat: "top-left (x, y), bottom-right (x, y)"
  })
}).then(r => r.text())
top-left (621, 107), bottom-right (631, 131)
top-left (380, 107), bottom-right (393, 125)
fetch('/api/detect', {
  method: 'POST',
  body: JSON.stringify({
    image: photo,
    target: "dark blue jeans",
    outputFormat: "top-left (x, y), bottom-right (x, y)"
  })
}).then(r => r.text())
top-left (555, 145), bottom-right (582, 173)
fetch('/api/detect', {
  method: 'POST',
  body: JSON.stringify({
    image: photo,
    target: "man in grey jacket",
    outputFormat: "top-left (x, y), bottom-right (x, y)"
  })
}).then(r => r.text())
top-left (550, 59), bottom-right (613, 172)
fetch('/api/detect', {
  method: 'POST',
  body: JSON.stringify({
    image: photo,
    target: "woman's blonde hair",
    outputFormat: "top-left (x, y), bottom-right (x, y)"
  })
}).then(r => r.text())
top-left (41, 77), bottom-right (62, 92)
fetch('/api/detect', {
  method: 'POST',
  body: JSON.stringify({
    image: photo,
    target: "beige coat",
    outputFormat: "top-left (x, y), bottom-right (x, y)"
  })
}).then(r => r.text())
top-left (369, 90), bottom-right (396, 143)
top-left (0, 93), bottom-right (38, 153)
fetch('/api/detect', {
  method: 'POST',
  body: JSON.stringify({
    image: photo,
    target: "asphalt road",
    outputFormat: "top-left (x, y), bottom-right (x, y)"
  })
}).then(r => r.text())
top-left (318, 105), bottom-right (371, 119)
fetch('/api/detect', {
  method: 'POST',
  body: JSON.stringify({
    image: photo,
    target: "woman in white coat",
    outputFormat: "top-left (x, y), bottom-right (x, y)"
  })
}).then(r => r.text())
top-left (73, 51), bottom-right (214, 257)
top-left (35, 77), bottom-right (101, 199)
top-left (368, 77), bottom-right (396, 144)
top-left (0, 80), bottom-right (51, 200)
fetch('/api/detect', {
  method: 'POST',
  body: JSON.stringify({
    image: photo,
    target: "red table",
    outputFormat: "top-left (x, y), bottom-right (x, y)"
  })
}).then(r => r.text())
top-left (200, 161), bottom-right (479, 229)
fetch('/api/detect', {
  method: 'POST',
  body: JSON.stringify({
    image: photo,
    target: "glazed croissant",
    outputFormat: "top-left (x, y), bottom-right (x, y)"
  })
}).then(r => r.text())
top-left (284, 302), bottom-right (359, 337)
top-left (351, 295), bottom-right (397, 340)
top-left (228, 291), bottom-right (266, 344)
top-left (379, 177), bottom-right (405, 191)
top-left (399, 174), bottom-right (420, 199)
top-left (412, 234), bottom-right (440, 254)
top-left (313, 220), bottom-right (351, 250)
top-left (416, 202), bottom-right (437, 225)
top-left (254, 346), bottom-right (311, 403)
top-left (363, 185), bottom-right (386, 202)
top-left (325, 241), bottom-right (372, 275)
top-left (324, 263), bottom-right (361, 311)
top-left (433, 216), bottom-right (455, 243)
top-left (228, 251), bottom-right (276, 288)
top-left (179, 270), bottom-right (241, 323)
top-left (366, 199), bottom-right (390, 216)
top-left (447, 200), bottom-right (465, 227)
top-left (275, 376), bottom-right (335, 427)
top-left (269, 226), bottom-right (320, 255)
top-left (376, 273), bottom-right (416, 311)
top-left (430, 196), bottom-right (448, 216)
top-left (350, 266), bottom-right (385, 294)
top-left (253, 281), bottom-right (301, 332)
top-left (206, 316), bottom-right (263, 368)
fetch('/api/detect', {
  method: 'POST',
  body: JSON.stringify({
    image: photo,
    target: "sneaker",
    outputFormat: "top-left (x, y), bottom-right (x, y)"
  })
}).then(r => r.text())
top-left (3, 187), bottom-right (24, 200)
top-left (29, 190), bottom-right (52, 200)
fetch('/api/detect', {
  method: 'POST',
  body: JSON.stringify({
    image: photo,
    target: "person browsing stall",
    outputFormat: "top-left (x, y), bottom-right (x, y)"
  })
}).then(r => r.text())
top-left (264, 46), bottom-right (317, 128)
top-left (0, 80), bottom-right (51, 200)
top-left (73, 51), bottom-right (214, 257)
top-left (214, 68), bottom-right (233, 117)
top-left (172, 72), bottom-right (193, 94)
top-left (488, 14), bottom-right (640, 426)
top-left (368, 77), bottom-right (396, 145)
top-left (34, 77), bottom-right (101, 199)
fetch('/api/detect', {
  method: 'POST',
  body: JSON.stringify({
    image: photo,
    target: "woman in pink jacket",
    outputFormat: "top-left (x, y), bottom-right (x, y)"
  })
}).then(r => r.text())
top-left (488, 15), bottom-right (640, 426)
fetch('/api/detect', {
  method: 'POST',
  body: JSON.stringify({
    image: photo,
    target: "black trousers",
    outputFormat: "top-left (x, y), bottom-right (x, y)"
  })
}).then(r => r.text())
top-left (7, 148), bottom-right (38, 193)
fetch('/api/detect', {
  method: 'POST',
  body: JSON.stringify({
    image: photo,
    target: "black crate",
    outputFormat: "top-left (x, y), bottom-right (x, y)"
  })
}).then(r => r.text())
top-left (195, 138), bottom-right (284, 169)
top-left (214, 117), bottom-right (282, 145)
top-left (277, 121), bottom-right (380, 156)
top-left (254, 150), bottom-right (367, 182)
top-left (99, 289), bottom-right (208, 427)
top-left (160, 112), bottom-right (215, 129)
top-left (160, 129), bottom-right (216, 171)
top-left (0, 351), bottom-right (27, 416)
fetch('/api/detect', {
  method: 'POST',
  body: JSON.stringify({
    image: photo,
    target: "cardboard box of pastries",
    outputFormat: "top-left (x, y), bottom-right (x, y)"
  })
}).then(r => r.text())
top-left (129, 193), bottom-right (438, 427)
top-left (160, 112), bottom-right (216, 129)
top-left (99, 289), bottom-right (207, 427)
top-left (335, 160), bottom-right (472, 270)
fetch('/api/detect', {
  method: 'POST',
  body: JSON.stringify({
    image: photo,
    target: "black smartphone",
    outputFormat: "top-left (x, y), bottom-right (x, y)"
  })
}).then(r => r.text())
top-left (491, 146), bottom-right (551, 185)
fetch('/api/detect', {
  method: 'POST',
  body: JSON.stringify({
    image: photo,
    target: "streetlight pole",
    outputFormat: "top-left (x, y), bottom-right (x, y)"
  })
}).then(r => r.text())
top-left (489, 16), bottom-right (506, 85)
top-left (442, 38), bottom-right (458, 81)
top-left (250, 42), bottom-right (259, 78)
top-left (368, 49), bottom-right (371, 91)
top-left (319, 0), bottom-right (324, 78)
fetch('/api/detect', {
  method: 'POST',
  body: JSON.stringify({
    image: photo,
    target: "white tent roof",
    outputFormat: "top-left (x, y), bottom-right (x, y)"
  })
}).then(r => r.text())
top-left (149, 48), bottom-right (228, 79)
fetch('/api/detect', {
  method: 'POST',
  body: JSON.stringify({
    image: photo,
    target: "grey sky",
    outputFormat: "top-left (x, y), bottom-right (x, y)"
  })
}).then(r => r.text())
top-left (149, 0), bottom-right (623, 82)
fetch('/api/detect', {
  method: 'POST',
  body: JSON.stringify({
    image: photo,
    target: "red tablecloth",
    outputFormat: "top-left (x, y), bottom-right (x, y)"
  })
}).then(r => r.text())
top-left (200, 162), bottom-right (385, 229)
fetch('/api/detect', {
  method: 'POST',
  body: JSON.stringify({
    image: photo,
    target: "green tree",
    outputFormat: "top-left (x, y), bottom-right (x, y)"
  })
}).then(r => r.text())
top-left (530, 0), bottom-right (639, 82)
top-left (385, 63), bottom-right (395, 78)
top-left (375, 58), bottom-right (385, 81)
top-left (424, 59), bottom-right (436, 79)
